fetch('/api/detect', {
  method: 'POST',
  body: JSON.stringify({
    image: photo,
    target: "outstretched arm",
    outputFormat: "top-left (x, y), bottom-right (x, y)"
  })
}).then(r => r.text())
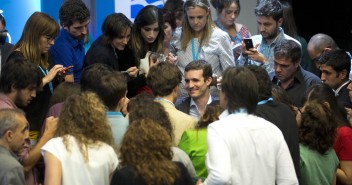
top-left (44, 151), bottom-right (62, 185)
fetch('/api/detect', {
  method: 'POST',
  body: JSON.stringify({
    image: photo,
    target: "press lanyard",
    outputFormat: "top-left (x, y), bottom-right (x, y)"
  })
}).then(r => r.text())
top-left (38, 66), bottom-right (53, 94)
top-left (257, 97), bottom-right (273, 105)
top-left (191, 38), bottom-right (201, 61)
top-left (215, 20), bottom-right (242, 44)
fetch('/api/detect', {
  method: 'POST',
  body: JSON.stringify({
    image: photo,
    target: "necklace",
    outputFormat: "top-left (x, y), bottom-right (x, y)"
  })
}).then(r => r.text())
top-left (191, 38), bottom-right (201, 60)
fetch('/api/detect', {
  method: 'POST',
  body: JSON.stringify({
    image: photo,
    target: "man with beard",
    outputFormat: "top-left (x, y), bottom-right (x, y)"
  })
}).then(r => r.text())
top-left (50, 0), bottom-right (90, 83)
top-left (0, 58), bottom-right (57, 184)
top-left (0, 58), bottom-right (58, 185)
top-left (0, 58), bottom-right (41, 109)
top-left (272, 40), bottom-right (321, 108)
top-left (237, 0), bottom-right (300, 79)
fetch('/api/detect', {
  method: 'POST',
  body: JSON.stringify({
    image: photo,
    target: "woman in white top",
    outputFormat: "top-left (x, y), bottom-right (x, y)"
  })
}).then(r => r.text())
top-left (41, 92), bottom-right (118, 185)
top-left (170, 0), bottom-right (235, 97)
top-left (210, 0), bottom-right (251, 59)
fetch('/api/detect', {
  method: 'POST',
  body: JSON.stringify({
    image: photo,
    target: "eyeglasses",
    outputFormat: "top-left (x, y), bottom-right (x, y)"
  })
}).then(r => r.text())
top-left (312, 50), bottom-right (327, 67)
top-left (43, 35), bottom-right (55, 43)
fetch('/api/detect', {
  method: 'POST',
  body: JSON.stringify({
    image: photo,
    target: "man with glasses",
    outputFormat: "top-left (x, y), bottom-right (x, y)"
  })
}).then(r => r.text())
top-left (307, 33), bottom-right (352, 79)
top-left (319, 49), bottom-right (352, 108)
top-left (50, 0), bottom-right (90, 83)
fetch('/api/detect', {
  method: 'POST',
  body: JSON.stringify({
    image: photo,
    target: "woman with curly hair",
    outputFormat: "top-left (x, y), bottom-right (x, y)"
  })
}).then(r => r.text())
top-left (298, 99), bottom-right (339, 185)
top-left (179, 102), bottom-right (223, 178)
top-left (127, 93), bottom-right (196, 178)
top-left (41, 92), bottom-right (118, 185)
top-left (306, 84), bottom-right (352, 185)
top-left (111, 119), bottom-right (193, 185)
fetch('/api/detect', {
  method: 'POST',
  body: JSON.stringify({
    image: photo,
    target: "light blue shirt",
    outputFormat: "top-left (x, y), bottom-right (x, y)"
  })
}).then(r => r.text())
top-left (189, 95), bottom-right (213, 120)
top-left (237, 27), bottom-right (300, 79)
top-left (107, 112), bottom-right (128, 146)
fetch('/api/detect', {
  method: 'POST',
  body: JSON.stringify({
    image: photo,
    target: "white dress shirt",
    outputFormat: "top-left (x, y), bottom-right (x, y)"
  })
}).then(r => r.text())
top-left (204, 110), bottom-right (298, 185)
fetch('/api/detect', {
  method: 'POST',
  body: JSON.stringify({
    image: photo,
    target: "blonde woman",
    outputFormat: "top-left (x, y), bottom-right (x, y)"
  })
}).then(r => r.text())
top-left (170, 0), bottom-right (235, 97)
top-left (42, 92), bottom-right (118, 185)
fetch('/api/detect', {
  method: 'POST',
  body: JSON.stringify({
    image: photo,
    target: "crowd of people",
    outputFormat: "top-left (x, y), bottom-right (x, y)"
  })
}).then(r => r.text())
top-left (0, 0), bottom-right (351, 184)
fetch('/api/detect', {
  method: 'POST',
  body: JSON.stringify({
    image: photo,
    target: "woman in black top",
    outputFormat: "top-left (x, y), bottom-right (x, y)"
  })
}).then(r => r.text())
top-left (84, 13), bottom-right (145, 98)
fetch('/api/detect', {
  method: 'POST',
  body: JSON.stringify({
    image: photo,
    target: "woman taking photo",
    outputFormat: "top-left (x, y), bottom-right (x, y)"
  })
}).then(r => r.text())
top-left (129, 5), bottom-right (175, 94)
top-left (210, 0), bottom-right (251, 59)
top-left (6, 12), bottom-right (63, 185)
top-left (84, 13), bottom-right (142, 98)
top-left (170, 0), bottom-right (235, 97)
top-left (42, 92), bottom-right (118, 185)
top-left (7, 12), bottom-right (63, 132)
top-left (130, 5), bottom-right (175, 68)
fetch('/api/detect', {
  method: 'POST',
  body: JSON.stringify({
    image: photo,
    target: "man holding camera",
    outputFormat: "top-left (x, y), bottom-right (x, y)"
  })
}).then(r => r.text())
top-left (237, 0), bottom-right (299, 79)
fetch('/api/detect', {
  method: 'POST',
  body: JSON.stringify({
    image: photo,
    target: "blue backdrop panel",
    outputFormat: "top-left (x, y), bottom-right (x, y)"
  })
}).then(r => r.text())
top-left (0, 0), bottom-right (41, 44)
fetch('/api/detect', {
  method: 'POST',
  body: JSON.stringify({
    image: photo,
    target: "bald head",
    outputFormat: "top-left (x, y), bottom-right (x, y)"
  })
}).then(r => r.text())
top-left (307, 33), bottom-right (339, 65)
top-left (308, 33), bottom-right (338, 52)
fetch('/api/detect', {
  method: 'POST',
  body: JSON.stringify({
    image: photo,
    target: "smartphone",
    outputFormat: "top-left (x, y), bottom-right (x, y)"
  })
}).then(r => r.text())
top-left (244, 38), bottom-right (254, 50)
top-left (63, 65), bottom-right (74, 72)
top-left (58, 65), bottom-right (73, 76)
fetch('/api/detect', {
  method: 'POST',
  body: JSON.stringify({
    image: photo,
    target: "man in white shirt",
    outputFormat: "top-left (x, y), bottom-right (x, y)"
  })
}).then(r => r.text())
top-left (201, 66), bottom-right (298, 185)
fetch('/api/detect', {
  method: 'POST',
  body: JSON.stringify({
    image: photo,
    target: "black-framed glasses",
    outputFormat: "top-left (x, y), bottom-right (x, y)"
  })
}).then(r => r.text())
top-left (312, 50), bottom-right (324, 66)
top-left (43, 35), bottom-right (55, 43)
